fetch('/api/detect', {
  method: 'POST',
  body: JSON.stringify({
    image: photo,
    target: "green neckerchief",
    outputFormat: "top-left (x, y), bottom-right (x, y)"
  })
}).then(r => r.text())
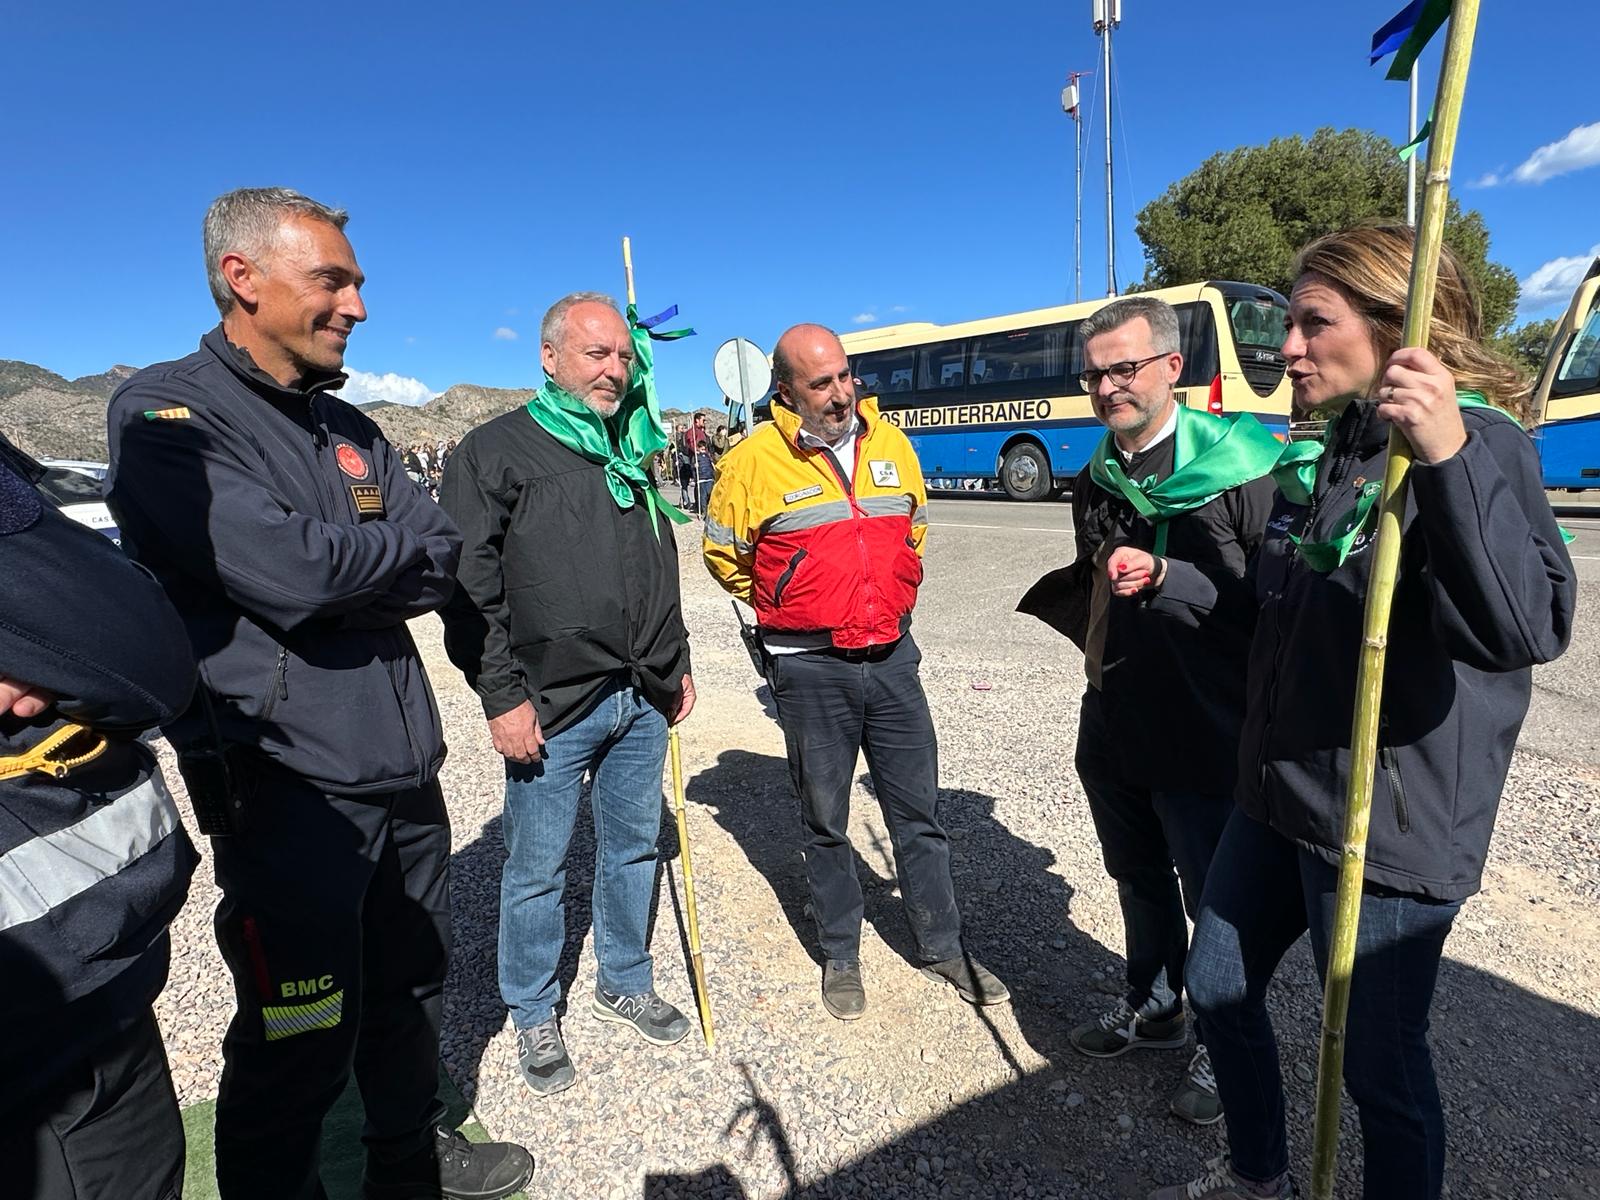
top-left (1274, 390), bottom-right (1569, 572)
top-left (523, 356), bottom-right (689, 538)
top-left (1088, 406), bottom-right (1286, 554)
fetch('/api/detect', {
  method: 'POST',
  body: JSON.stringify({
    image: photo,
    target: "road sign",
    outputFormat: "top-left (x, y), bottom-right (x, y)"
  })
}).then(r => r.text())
top-left (713, 337), bottom-right (771, 411)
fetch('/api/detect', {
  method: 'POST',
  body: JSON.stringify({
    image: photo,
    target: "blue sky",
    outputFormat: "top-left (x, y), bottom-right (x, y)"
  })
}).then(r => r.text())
top-left (3, 1), bottom-right (1595, 410)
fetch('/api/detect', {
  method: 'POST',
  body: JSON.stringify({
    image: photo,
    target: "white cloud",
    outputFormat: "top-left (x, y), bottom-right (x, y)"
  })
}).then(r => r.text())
top-left (1471, 171), bottom-right (1501, 188)
top-left (1520, 243), bottom-right (1600, 312)
top-left (889, 304), bottom-right (910, 314)
top-left (335, 369), bottom-right (438, 408)
top-left (1482, 122), bottom-right (1600, 186)
top-left (493, 326), bottom-right (519, 341)
top-left (852, 312), bottom-right (877, 324)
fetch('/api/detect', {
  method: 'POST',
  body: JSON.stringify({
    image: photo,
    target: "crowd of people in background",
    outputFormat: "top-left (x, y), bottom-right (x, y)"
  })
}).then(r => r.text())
top-left (401, 438), bottom-right (456, 496)
top-left (661, 411), bottom-right (730, 514)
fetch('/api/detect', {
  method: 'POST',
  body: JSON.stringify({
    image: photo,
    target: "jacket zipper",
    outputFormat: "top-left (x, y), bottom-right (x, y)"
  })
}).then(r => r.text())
top-left (774, 548), bottom-right (807, 606)
top-left (1379, 716), bottom-right (1411, 834)
top-left (814, 439), bottom-right (881, 644)
top-left (1257, 408), bottom-right (1364, 812)
top-left (260, 647), bottom-right (289, 722)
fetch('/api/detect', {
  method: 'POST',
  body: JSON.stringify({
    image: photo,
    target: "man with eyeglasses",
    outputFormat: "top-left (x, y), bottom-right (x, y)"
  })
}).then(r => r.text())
top-left (1018, 296), bottom-right (1277, 1128)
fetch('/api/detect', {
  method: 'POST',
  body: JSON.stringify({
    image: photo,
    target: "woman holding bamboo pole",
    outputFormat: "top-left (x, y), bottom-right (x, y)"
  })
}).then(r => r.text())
top-left (1133, 224), bottom-right (1575, 1200)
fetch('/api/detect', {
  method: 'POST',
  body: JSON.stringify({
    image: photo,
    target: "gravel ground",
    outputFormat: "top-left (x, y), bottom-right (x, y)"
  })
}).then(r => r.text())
top-left (154, 518), bottom-right (1600, 1199)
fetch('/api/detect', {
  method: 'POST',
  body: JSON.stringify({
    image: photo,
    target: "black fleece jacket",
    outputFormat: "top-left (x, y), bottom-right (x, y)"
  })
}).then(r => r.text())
top-left (1156, 402), bottom-right (1575, 899)
top-left (439, 408), bottom-right (690, 735)
top-left (1018, 428), bottom-right (1277, 794)
top-left (105, 326), bottom-right (462, 794)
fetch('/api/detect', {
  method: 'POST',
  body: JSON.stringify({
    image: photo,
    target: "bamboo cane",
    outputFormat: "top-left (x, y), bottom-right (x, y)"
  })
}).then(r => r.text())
top-left (1308, 4), bottom-right (1481, 1196)
top-left (669, 722), bottom-right (716, 1049)
top-left (622, 235), bottom-right (716, 1049)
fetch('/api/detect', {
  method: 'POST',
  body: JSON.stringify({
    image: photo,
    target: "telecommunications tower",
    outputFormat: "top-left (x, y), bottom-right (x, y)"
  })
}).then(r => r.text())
top-left (1092, 0), bottom-right (1121, 296)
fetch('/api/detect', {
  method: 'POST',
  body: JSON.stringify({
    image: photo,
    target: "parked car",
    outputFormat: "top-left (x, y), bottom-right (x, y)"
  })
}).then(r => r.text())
top-left (37, 461), bottom-right (119, 542)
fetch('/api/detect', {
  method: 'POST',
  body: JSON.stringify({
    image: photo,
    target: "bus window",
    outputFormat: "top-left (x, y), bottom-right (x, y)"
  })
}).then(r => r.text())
top-left (1216, 287), bottom-right (1290, 399)
top-left (970, 325), bottom-right (1067, 388)
top-left (1174, 302), bottom-right (1221, 389)
top-left (1553, 308), bottom-right (1600, 396)
top-left (917, 341), bottom-right (967, 391)
top-left (854, 347), bottom-right (916, 396)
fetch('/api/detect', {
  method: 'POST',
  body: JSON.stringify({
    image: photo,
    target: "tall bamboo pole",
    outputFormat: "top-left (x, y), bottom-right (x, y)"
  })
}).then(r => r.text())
top-left (622, 236), bottom-right (716, 1049)
top-left (1308, 4), bottom-right (1481, 1196)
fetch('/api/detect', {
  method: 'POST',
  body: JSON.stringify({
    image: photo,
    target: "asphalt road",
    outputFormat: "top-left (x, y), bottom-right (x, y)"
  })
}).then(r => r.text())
top-left (919, 494), bottom-right (1600, 769)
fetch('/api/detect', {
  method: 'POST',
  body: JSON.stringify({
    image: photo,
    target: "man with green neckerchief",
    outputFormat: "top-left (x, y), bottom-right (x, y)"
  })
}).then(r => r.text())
top-left (440, 292), bottom-right (696, 1100)
top-left (1018, 295), bottom-right (1279, 1127)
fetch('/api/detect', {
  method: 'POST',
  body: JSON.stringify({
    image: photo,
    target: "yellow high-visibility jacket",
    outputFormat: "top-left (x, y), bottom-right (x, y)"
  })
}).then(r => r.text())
top-left (702, 397), bottom-right (927, 649)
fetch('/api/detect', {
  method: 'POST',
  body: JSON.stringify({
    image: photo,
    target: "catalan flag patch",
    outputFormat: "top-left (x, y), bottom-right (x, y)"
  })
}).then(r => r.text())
top-left (142, 406), bottom-right (192, 421)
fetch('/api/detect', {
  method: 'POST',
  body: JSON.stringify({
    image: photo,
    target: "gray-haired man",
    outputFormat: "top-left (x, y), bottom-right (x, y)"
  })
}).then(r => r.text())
top-left (106, 187), bottom-right (533, 1200)
top-left (1019, 296), bottom-right (1276, 1126)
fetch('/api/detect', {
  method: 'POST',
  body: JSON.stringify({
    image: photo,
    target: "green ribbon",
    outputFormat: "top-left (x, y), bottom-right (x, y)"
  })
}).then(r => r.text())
top-left (1398, 104), bottom-right (1435, 162)
top-left (522, 316), bottom-right (690, 538)
top-left (1276, 391), bottom-right (1567, 570)
top-left (1088, 407), bottom-right (1286, 554)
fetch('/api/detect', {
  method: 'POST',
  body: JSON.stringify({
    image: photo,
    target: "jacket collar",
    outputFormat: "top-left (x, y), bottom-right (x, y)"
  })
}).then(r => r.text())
top-left (201, 325), bottom-right (347, 404)
top-left (770, 394), bottom-right (884, 452)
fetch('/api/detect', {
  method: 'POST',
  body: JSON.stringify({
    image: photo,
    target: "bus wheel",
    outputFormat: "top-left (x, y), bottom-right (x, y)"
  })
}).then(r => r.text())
top-left (1000, 443), bottom-right (1052, 501)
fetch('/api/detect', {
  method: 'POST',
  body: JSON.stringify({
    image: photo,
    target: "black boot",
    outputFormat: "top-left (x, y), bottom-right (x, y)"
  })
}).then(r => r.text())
top-left (364, 1125), bottom-right (534, 1200)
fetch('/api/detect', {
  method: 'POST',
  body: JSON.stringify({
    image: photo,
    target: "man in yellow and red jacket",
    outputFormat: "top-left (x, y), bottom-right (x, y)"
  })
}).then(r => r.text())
top-left (704, 323), bottom-right (1009, 1020)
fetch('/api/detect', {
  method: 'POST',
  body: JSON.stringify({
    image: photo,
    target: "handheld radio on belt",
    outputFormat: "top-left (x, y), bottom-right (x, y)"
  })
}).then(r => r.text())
top-left (732, 601), bottom-right (771, 683)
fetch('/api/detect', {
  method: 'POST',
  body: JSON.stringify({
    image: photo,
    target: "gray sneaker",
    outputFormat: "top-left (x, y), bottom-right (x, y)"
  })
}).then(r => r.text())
top-left (1170, 1043), bottom-right (1224, 1125)
top-left (1071, 998), bottom-right (1187, 1058)
top-left (515, 1018), bottom-right (575, 1097)
top-left (1149, 1154), bottom-right (1296, 1200)
top-left (592, 986), bottom-right (691, 1046)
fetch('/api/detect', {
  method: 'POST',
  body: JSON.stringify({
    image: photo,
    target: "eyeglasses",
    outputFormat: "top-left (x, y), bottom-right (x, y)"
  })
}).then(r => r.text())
top-left (1078, 353), bottom-right (1167, 392)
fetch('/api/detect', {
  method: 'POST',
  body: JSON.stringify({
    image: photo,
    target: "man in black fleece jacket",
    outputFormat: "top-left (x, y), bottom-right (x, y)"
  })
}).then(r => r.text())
top-left (440, 292), bottom-right (695, 1099)
top-left (1019, 296), bottom-right (1276, 1126)
top-left (105, 188), bottom-right (531, 1200)
top-left (0, 434), bottom-right (196, 1200)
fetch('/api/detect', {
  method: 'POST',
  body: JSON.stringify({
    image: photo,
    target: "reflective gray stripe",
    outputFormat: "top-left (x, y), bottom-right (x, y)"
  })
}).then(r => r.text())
top-left (703, 516), bottom-right (752, 556)
top-left (0, 772), bottom-right (181, 934)
top-left (764, 499), bottom-right (854, 535)
top-left (858, 495), bottom-right (914, 519)
top-left (263, 989), bottom-right (345, 1041)
top-left (911, 503), bottom-right (928, 528)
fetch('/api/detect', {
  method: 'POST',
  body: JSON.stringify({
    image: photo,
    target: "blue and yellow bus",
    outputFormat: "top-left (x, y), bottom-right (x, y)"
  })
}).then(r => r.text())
top-left (1534, 256), bottom-right (1600, 490)
top-left (836, 281), bottom-right (1294, 500)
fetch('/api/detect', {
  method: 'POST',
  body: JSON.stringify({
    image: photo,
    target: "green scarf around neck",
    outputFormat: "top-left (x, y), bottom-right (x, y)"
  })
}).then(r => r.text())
top-left (523, 321), bottom-right (689, 538)
top-left (1088, 406), bottom-right (1286, 554)
top-left (1273, 390), bottom-right (1567, 573)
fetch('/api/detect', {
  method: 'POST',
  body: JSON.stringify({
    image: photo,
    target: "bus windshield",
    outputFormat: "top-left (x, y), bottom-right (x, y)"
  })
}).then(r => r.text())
top-left (1227, 296), bottom-right (1288, 351)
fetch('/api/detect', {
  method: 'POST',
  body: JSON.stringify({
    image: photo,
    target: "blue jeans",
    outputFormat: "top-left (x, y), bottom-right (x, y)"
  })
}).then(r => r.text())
top-left (1076, 690), bottom-right (1234, 1021)
top-left (1186, 807), bottom-right (1461, 1198)
top-left (498, 682), bottom-right (668, 1029)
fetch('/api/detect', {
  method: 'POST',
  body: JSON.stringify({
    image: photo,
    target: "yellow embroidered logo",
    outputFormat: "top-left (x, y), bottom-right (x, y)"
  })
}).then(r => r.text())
top-left (350, 485), bottom-right (385, 515)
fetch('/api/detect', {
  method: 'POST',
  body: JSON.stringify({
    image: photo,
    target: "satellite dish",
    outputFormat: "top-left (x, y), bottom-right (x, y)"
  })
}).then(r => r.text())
top-left (713, 338), bottom-right (772, 434)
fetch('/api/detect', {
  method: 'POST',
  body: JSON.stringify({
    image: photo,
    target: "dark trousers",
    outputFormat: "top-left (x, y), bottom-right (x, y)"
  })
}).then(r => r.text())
top-left (5, 1008), bottom-right (183, 1200)
top-left (1187, 807), bottom-right (1460, 1197)
top-left (211, 766), bottom-right (452, 1200)
top-left (768, 635), bottom-right (962, 964)
top-left (1075, 689), bottom-right (1233, 1023)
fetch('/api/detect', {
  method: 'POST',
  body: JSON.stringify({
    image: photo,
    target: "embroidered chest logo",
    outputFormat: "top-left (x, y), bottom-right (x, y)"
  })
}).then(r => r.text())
top-left (350, 485), bottom-right (386, 516)
top-left (783, 484), bottom-right (824, 504)
top-left (868, 460), bottom-right (900, 487)
top-left (335, 443), bottom-right (369, 480)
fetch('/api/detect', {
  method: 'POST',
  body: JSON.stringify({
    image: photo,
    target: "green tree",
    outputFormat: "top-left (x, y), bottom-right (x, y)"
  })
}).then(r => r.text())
top-left (1134, 127), bottom-right (1519, 335)
top-left (1488, 318), bottom-right (1558, 378)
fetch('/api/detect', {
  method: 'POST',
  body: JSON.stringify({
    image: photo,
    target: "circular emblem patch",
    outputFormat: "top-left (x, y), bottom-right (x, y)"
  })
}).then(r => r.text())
top-left (335, 444), bottom-right (369, 480)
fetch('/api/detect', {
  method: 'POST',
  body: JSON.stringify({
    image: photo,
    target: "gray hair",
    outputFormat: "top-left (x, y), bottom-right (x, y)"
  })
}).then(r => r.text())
top-left (541, 291), bottom-right (621, 348)
top-left (203, 187), bottom-right (349, 316)
top-left (1078, 295), bottom-right (1180, 355)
